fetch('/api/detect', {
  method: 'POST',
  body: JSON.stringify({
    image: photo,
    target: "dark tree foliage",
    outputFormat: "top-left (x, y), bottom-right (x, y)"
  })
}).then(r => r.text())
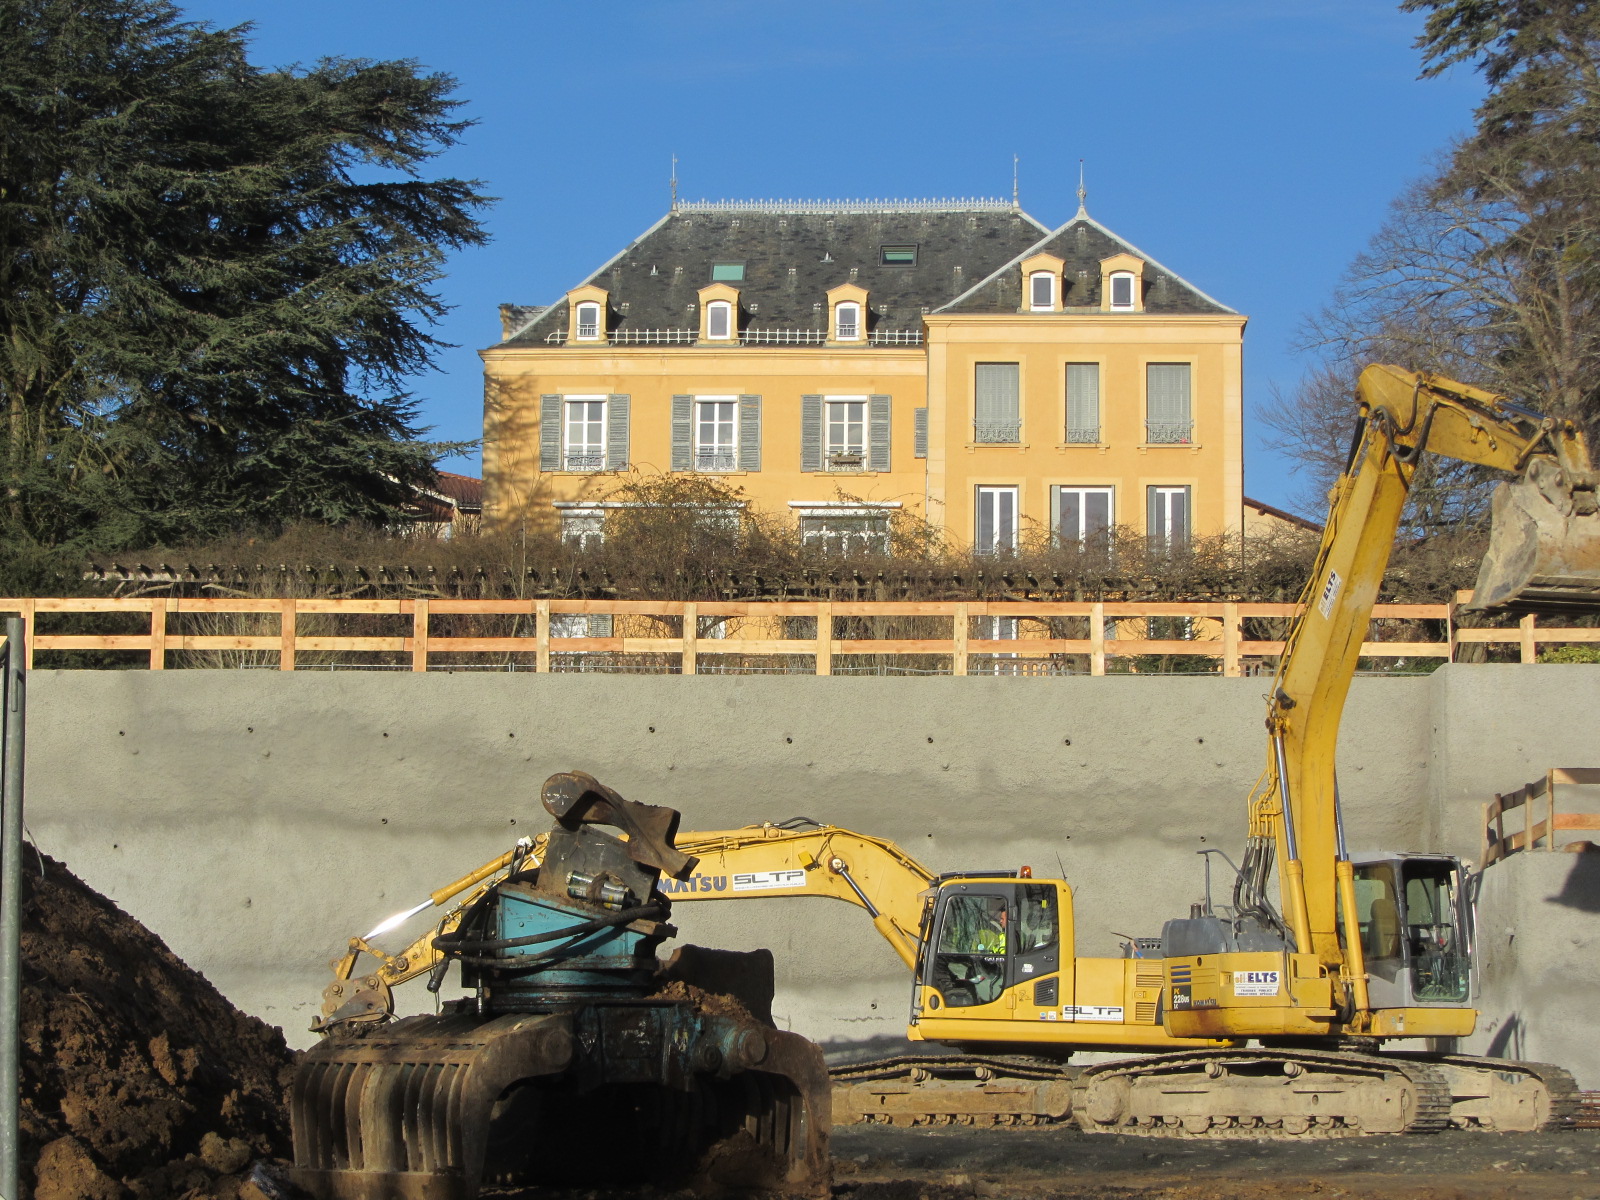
top-left (0, 0), bottom-right (489, 570)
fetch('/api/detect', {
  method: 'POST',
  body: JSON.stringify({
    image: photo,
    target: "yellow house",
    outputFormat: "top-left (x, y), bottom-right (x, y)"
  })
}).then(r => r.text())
top-left (481, 194), bottom-right (1247, 553)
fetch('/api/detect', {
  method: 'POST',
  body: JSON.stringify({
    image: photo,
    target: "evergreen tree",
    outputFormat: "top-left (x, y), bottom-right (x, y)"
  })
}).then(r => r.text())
top-left (0, 0), bottom-right (489, 565)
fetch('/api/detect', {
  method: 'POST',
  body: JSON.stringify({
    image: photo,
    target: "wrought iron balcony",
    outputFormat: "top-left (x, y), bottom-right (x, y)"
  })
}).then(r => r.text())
top-left (563, 453), bottom-right (604, 472)
top-left (695, 451), bottom-right (737, 472)
top-left (1065, 426), bottom-right (1101, 444)
top-left (826, 451), bottom-right (866, 472)
top-left (973, 421), bottom-right (1021, 444)
top-left (1144, 421), bottom-right (1194, 444)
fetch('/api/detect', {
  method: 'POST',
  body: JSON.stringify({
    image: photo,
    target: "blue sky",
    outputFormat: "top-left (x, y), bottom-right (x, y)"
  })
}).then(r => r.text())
top-left (180, 0), bottom-right (1485, 516)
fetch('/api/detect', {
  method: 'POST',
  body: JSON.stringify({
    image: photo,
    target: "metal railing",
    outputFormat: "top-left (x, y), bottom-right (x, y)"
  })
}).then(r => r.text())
top-left (675, 197), bottom-right (1014, 214)
top-left (973, 420), bottom-right (1021, 444)
top-left (1065, 426), bottom-right (1100, 444)
top-left (869, 330), bottom-right (924, 346)
top-left (740, 329), bottom-right (827, 344)
top-left (562, 453), bottom-right (604, 472)
top-left (825, 451), bottom-right (867, 472)
top-left (695, 451), bottom-right (737, 472)
top-left (1145, 420), bottom-right (1194, 444)
top-left (9, 592), bottom-right (1593, 677)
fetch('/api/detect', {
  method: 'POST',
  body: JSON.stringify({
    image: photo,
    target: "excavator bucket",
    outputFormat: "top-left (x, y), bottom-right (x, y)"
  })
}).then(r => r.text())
top-left (1474, 467), bottom-right (1600, 615)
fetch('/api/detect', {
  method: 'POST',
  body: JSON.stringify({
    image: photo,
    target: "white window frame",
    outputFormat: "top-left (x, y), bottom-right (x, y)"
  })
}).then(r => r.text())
top-left (706, 300), bottom-right (733, 340)
top-left (791, 501), bottom-right (898, 556)
top-left (563, 395), bottom-right (606, 472)
top-left (559, 508), bottom-right (605, 549)
top-left (1028, 271), bottom-right (1055, 311)
top-left (835, 301), bottom-right (861, 341)
top-left (1055, 486), bottom-right (1115, 543)
top-left (1149, 485), bottom-right (1190, 548)
top-left (1108, 271), bottom-right (1136, 311)
top-left (824, 395), bottom-right (868, 471)
top-left (574, 301), bottom-right (601, 341)
top-left (975, 485), bottom-right (1018, 556)
top-left (694, 395), bottom-right (738, 473)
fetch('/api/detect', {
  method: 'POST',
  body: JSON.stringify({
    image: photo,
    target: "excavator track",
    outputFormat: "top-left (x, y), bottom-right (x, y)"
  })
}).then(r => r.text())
top-left (1075, 1049), bottom-right (1452, 1139)
top-left (1392, 1053), bottom-right (1581, 1132)
top-left (829, 1055), bottom-right (1079, 1127)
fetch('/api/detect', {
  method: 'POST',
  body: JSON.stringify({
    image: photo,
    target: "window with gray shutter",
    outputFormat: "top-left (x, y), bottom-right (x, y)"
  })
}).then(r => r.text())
top-left (738, 394), bottom-right (762, 472)
top-left (1065, 364), bottom-right (1100, 443)
top-left (914, 407), bottom-right (928, 459)
top-left (800, 394), bottom-right (823, 472)
top-left (974, 363), bottom-right (1020, 443)
top-left (605, 394), bottom-right (630, 471)
top-left (1145, 364), bottom-right (1192, 443)
top-left (1147, 486), bottom-right (1191, 547)
top-left (539, 395), bottom-right (562, 472)
top-left (868, 394), bottom-right (891, 472)
top-left (670, 395), bottom-right (693, 471)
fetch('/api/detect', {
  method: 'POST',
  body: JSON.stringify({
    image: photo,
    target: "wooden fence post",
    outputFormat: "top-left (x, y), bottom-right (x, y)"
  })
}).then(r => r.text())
top-left (148, 600), bottom-right (167, 670)
top-left (1520, 614), bottom-right (1537, 663)
top-left (682, 602), bottom-right (698, 676)
top-left (952, 603), bottom-right (968, 676)
top-left (815, 602), bottom-right (832, 676)
top-left (1090, 603), bottom-right (1106, 676)
top-left (411, 599), bottom-right (429, 672)
top-left (279, 599), bottom-right (296, 671)
top-left (1222, 601), bottom-right (1240, 678)
top-left (535, 600), bottom-right (551, 673)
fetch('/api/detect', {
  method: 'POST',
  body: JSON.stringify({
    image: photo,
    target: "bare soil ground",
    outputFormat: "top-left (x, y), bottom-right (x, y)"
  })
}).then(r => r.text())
top-left (19, 849), bottom-right (297, 1199)
top-left (833, 1124), bottom-right (1600, 1200)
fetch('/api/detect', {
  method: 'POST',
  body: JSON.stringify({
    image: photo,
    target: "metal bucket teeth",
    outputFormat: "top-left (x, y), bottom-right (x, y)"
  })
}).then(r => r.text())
top-left (1475, 474), bottom-right (1600, 615)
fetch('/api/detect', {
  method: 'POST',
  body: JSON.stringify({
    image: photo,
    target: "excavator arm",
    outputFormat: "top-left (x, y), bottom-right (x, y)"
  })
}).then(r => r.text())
top-left (1252, 364), bottom-right (1600, 987)
top-left (316, 821), bottom-right (937, 1028)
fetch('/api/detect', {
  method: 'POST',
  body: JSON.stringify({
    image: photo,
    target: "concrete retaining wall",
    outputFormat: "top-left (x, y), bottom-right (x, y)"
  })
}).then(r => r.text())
top-left (22, 666), bottom-right (1600, 1080)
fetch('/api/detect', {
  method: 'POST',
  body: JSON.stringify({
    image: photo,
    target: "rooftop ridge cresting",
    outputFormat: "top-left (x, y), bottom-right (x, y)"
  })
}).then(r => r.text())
top-left (674, 197), bottom-right (1017, 214)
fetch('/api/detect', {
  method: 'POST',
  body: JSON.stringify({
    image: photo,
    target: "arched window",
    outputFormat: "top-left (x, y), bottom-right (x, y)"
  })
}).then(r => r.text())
top-left (835, 301), bottom-right (861, 341)
top-left (706, 300), bottom-right (733, 340)
top-left (575, 301), bottom-right (601, 340)
top-left (1029, 272), bottom-right (1055, 311)
top-left (1108, 271), bottom-right (1136, 311)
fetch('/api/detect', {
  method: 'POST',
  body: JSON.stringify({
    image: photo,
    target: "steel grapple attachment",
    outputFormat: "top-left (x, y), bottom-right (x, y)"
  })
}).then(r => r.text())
top-left (1473, 464), bottom-right (1600, 615)
top-left (291, 1006), bottom-right (830, 1200)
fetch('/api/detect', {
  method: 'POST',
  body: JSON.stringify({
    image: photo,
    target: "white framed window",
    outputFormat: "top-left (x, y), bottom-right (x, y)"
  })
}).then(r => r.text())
top-left (1029, 272), bottom-right (1055, 311)
top-left (695, 396), bottom-right (737, 472)
top-left (574, 301), bottom-right (601, 340)
top-left (798, 511), bottom-right (889, 555)
top-left (706, 300), bottom-right (733, 340)
top-left (1108, 271), bottom-right (1136, 310)
top-left (1053, 486), bottom-right (1114, 543)
top-left (825, 396), bottom-right (867, 471)
top-left (563, 396), bottom-right (606, 471)
top-left (975, 485), bottom-right (1018, 556)
top-left (1145, 363), bottom-right (1193, 443)
top-left (974, 362), bottom-right (1020, 443)
top-left (1148, 485), bottom-right (1191, 548)
top-left (559, 508), bottom-right (605, 549)
top-left (835, 301), bottom-right (861, 341)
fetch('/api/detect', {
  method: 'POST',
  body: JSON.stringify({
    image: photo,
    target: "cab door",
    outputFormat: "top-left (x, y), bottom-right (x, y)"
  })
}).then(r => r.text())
top-left (917, 882), bottom-right (1064, 1020)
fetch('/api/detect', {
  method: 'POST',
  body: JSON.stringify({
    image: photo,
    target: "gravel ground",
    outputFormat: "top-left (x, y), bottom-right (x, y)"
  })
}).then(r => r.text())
top-left (833, 1124), bottom-right (1600, 1200)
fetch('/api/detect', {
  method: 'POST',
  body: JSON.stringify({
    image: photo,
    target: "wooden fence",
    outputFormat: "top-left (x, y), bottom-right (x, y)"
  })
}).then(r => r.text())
top-left (1483, 768), bottom-right (1600, 865)
top-left (2, 592), bottom-right (1596, 676)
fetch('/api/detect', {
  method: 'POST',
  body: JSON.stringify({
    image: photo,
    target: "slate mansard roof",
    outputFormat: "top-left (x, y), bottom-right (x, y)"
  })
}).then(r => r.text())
top-left (501, 199), bottom-right (1233, 345)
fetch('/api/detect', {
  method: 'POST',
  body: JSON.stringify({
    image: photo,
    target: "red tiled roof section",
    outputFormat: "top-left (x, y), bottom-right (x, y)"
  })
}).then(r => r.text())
top-left (432, 471), bottom-right (483, 511)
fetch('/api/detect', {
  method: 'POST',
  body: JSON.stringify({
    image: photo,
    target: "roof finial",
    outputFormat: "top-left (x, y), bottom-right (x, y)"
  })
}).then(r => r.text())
top-left (1076, 159), bottom-right (1087, 217)
top-left (670, 154), bottom-right (679, 211)
top-left (1012, 154), bottom-right (1019, 208)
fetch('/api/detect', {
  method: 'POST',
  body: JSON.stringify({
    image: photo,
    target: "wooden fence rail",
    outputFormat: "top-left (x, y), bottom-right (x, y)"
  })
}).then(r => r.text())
top-left (1483, 768), bottom-right (1600, 865)
top-left (1, 591), bottom-right (1596, 676)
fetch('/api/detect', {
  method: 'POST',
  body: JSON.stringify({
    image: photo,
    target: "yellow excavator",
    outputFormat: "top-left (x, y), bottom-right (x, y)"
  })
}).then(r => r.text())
top-left (300, 366), bottom-right (1600, 1150)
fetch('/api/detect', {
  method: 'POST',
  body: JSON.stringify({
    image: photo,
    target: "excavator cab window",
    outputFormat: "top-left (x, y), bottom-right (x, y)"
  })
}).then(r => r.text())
top-left (1402, 861), bottom-right (1469, 1003)
top-left (931, 891), bottom-right (1009, 1007)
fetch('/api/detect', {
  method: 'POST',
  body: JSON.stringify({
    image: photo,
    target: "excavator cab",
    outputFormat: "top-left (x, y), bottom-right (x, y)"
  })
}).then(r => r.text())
top-left (916, 876), bottom-right (1064, 1017)
top-left (1347, 854), bottom-right (1471, 1010)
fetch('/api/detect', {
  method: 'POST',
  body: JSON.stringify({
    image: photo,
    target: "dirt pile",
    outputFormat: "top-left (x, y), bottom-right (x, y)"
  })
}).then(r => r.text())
top-left (20, 848), bottom-right (297, 1199)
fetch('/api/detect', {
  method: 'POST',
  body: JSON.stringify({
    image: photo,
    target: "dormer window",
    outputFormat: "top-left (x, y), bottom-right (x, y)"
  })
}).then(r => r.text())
top-left (1029, 272), bottom-right (1055, 311)
top-left (706, 300), bottom-right (733, 340)
top-left (1109, 271), bottom-right (1136, 310)
top-left (836, 301), bottom-right (861, 341)
top-left (575, 301), bottom-right (601, 340)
